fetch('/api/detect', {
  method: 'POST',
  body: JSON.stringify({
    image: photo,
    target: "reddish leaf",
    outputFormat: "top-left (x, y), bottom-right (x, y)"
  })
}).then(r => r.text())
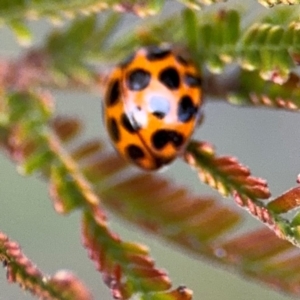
top-left (3, 92), bottom-right (300, 299)
top-left (0, 232), bottom-right (92, 300)
top-left (268, 186), bottom-right (300, 214)
top-left (185, 140), bottom-right (271, 201)
top-left (82, 210), bottom-right (172, 299)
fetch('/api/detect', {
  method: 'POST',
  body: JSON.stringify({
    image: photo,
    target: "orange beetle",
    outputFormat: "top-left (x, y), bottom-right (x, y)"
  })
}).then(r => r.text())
top-left (103, 45), bottom-right (203, 170)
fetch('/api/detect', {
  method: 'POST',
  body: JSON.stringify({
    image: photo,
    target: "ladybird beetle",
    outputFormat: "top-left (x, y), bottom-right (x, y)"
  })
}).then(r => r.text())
top-left (103, 45), bottom-right (203, 170)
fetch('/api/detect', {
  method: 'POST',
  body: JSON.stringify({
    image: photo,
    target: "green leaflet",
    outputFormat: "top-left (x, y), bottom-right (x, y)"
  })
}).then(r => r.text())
top-left (9, 20), bottom-right (32, 46)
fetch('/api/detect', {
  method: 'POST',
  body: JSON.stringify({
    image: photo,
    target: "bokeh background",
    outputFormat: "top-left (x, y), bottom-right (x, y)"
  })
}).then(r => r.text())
top-left (1, 1), bottom-right (300, 299)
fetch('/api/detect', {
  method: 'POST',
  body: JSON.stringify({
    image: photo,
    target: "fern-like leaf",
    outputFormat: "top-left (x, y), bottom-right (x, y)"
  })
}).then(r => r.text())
top-left (2, 6), bottom-right (300, 298)
top-left (41, 8), bottom-right (300, 112)
top-left (82, 211), bottom-right (171, 299)
top-left (228, 71), bottom-right (300, 110)
top-left (53, 116), bottom-right (300, 297)
top-left (185, 139), bottom-right (300, 250)
top-left (0, 90), bottom-right (192, 299)
top-left (3, 89), bottom-right (300, 297)
top-left (185, 141), bottom-right (270, 201)
top-left (0, 0), bottom-right (164, 23)
top-left (0, 232), bottom-right (92, 300)
top-left (258, 0), bottom-right (300, 7)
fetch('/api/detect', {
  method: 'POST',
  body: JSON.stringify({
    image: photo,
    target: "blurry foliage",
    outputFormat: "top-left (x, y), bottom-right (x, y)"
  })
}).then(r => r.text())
top-left (1, 0), bottom-right (300, 299)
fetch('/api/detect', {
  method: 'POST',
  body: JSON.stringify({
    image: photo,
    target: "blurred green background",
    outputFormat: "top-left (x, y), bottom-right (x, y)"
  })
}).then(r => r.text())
top-left (1, 1), bottom-right (300, 299)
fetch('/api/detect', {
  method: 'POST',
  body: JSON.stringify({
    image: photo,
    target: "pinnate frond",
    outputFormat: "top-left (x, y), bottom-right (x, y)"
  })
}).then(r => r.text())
top-left (185, 141), bottom-right (270, 201)
top-left (1, 0), bottom-right (168, 46)
top-left (0, 232), bottom-right (92, 300)
top-left (56, 116), bottom-right (300, 297)
top-left (3, 88), bottom-right (300, 297)
top-left (41, 8), bottom-right (300, 113)
top-left (184, 141), bottom-right (286, 240)
top-left (185, 139), bottom-right (300, 250)
top-left (0, 91), bottom-right (192, 299)
top-left (4, 0), bottom-right (300, 93)
top-left (82, 211), bottom-right (172, 299)
top-left (0, 6), bottom-right (289, 116)
top-left (239, 20), bottom-right (295, 83)
top-left (0, 0), bottom-right (164, 23)
top-left (193, 9), bottom-right (300, 83)
top-left (258, 0), bottom-right (300, 7)
top-left (1, 1), bottom-right (300, 299)
top-left (45, 13), bottom-right (123, 83)
top-left (108, 8), bottom-right (286, 86)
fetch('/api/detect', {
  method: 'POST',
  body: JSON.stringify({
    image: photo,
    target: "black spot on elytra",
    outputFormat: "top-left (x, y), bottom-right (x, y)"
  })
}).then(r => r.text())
top-left (178, 95), bottom-right (198, 123)
top-left (184, 73), bottom-right (202, 87)
top-left (146, 46), bottom-right (171, 61)
top-left (151, 130), bottom-right (184, 150)
top-left (121, 113), bottom-right (140, 133)
top-left (152, 111), bottom-right (166, 119)
top-left (107, 118), bottom-right (120, 143)
top-left (126, 144), bottom-right (145, 160)
top-left (106, 80), bottom-right (120, 106)
top-left (126, 69), bottom-right (151, 91)
top-left (159, 67), bottom-right (180, 90)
